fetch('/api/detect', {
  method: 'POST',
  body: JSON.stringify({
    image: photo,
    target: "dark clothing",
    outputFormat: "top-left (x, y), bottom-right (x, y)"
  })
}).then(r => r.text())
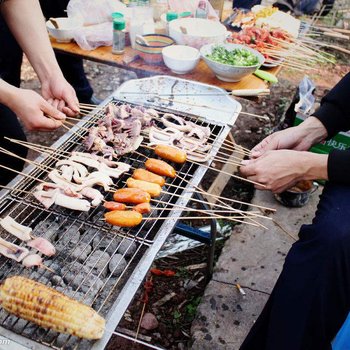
top-left (240, 182), bottom-right (350, 350)
top-left (241, 73), bottom-right (350, 350)
top-left (313, 72), bottom-right (350, 185)
top-left (0, 1), bottom-right (93, 185)
top-left (232, 0), bottom-right (261, 9)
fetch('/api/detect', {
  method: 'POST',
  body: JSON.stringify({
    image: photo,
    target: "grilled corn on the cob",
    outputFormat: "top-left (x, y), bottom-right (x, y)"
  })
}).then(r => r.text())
top-left (0, 276), bottom-right (105, 339)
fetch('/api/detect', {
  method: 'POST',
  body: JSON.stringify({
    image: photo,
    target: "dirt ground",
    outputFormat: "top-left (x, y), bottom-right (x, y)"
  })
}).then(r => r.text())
top-left (16, 25), bottom-right (349, 349)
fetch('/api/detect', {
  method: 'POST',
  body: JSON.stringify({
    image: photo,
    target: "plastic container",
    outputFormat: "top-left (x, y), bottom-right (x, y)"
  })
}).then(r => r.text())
top-left (129, 6), bottom-right (154, 48)
top-left (112, 18), bottom-right (126, 54)
top-left (166, 11), bottom-right (178, 35)
top-left (195, 0), bottom-right (209, 19)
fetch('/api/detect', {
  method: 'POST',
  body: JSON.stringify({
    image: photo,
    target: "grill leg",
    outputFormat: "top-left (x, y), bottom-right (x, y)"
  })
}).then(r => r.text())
top-left (193, 193), bottom-right (218, 282)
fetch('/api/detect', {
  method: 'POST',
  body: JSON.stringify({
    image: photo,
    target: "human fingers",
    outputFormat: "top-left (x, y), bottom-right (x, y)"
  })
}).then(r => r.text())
top-left (41, 100), bottom-right (66, 121)
top-left (62, 89), bottom-right (80, 115)
top-left (250, 134), bottom-right (278, 158)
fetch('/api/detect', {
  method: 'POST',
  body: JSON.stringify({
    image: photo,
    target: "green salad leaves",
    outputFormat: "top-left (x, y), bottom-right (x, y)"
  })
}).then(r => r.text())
top-left (206, 46), bottom-right (259, 66)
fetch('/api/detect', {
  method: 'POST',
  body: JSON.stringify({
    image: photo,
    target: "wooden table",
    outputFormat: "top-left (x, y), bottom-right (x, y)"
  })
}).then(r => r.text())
top-left (51, 39), bottom-right (281, 92)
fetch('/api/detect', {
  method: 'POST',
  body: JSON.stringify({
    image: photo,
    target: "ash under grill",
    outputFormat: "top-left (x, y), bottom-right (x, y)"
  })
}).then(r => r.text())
top-left (0, 77), bottom-right (239, 350)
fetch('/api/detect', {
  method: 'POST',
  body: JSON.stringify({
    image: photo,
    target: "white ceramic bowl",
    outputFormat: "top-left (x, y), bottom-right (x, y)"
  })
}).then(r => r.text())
top-left (168, 18), bottom-right (227, 49)
top-left (162, 45), bottom-right (200, 74)
top-left (46, 17), bottom-right (82, 43)
top-left (200, 43), bottom-right (265, 82)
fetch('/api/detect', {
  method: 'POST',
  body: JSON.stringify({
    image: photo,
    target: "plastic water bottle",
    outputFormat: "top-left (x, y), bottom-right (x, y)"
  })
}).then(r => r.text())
top-left (195, 0), bottom-right (208, 18)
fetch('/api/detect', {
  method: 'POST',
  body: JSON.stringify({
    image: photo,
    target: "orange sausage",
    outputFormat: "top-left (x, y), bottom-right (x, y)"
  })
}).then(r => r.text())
top-left (132, 168), bottom-right (165, 187)
top-left (103, 201), bottom-right (126, 211)
top-left (113, 188), bottom-right (151, 204)
top-left (126, 178), bottom-right (161, 198)
top-left (105, 210), bottom-right (142, 227)
top-left (145, 158), bottom-right (176, 178)
top-left (155, 145), bottom-right (187, 164)
top-left (133, 202), bottom-right (151, 214)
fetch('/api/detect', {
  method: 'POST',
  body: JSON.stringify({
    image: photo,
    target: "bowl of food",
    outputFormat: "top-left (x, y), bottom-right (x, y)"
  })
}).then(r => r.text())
top-left (168, 18), bottom-right (227, 49)
top-left (46, 17), bottom-right (82, 43)
top-left (162, 45), bottom-right (200, 74)
top-left (135, 34), bottom-right (175, 65)
top-left (200, 43), bottom-right (265, 82)
top-left (274, 180), bottom-right (319, 207)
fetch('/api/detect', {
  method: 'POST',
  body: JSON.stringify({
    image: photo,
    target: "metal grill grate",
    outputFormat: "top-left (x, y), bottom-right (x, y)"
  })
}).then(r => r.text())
top-left (0, 95), bottom-right (231, 350)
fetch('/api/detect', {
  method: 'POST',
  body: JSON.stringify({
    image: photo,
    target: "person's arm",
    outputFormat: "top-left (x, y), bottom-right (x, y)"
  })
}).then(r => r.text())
top-left (0, 0), bottom-right (79, 116)
top-left (0, 79), bottom-right (65, 131)
top-left (313, 72), bottom-right (350, 138)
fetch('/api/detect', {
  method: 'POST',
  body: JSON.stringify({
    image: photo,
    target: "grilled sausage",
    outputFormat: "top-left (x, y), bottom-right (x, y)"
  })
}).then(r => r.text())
top-left (133, 202), bottom-right (151, 214)
top-left (105, 210), bottom-right (142, 227)
top-left (154, 145), bottom-right (187, 164)
top-left (103, 201), bottom-right (126, 211)
top-left (132, 168), bottom-right (165, 186)
top-left (113, 188), bottom-right (151, 204)
top-left (145, 158), bottom-right (176, 178)
top-left (126, 178), bottom-right (161, 198)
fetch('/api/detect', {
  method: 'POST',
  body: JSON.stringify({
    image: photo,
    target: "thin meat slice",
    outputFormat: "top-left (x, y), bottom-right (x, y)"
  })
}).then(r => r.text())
top-left (27, 238), bottom-right (56, 257)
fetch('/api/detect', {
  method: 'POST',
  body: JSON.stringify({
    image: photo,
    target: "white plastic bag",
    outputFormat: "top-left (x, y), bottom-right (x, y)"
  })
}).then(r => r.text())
top-left (67, 0), bottom-right (127, 50)
top-left (73, 22), bottom-right (113, 51)
top-left (295, 76), bottom-right (316, 115)
top-left (67, 0), bottom-right (126, 26)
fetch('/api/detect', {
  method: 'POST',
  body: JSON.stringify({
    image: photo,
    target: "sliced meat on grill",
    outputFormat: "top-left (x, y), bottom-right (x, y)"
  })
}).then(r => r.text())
top-left (27, 237), bottom-right (56, 257)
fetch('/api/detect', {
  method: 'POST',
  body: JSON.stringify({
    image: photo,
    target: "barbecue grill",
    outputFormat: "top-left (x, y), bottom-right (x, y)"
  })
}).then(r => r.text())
top-left (0, 76), bottom-right (241, 349)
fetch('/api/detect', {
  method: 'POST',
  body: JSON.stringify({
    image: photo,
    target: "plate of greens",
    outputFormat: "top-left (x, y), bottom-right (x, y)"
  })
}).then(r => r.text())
top-left (200, 43), bottom-right (265, 82)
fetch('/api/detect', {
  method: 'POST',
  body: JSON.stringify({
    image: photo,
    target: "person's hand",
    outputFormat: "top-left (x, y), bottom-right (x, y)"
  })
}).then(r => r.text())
top-left (41, 74), bottom-right (79, 117)
top-left (251, 117), bottom-right (328, 159)
top-left (240, 150), bottom-right (328, 193)
top-left (8, 88), bottom-right (66, 131)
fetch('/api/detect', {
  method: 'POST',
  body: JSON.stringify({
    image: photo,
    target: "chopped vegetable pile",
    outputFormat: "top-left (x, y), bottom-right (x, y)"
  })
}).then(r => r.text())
top-left (206, 46), bottom-right (259, 66)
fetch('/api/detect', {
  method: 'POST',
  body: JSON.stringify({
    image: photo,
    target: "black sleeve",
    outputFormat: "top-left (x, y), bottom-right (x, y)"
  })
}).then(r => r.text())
top-left (313, 72), bottom-right (350, 138)
top-left (312, 72), bottom-right (350, 185)
top-left (327, 149), bottom-right (350, 185)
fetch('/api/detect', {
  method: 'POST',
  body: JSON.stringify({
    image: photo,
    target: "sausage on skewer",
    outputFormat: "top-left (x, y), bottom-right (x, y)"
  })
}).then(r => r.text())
top-left (145, 158), bottom-right (176, 178)
top-left (113, 188), bottom-right (151, 204)
top-left (126, 178), bottom-right (161, 198)
top-left (154, 145), bottom-right (187, 164)
top-left (105, 210), bottom-right (142, 227)
top-left (103, 201), bottom-right (127, 211)
top-left (132, 169), bottom-right (165, 186)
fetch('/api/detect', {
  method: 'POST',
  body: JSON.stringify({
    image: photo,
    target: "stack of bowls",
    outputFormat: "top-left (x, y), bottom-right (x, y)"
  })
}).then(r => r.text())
top-left (135, 34), bottom-right (175, 65)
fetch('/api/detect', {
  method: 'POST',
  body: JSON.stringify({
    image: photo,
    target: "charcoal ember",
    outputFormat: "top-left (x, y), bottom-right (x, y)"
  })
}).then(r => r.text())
top-left (109, 253), bottom-right (127, 277)
top-left (71, 244), bottom-right (92, 263)
top-left (55, 285), bottom-right (96, 305)
top-left (21, 322), bottom-right (39, 337)
top-left (29, 271), bottom-right (49, 285)
top-left (33, 221), bottom-right (61, 241)
top-left (80, 228), bottom-right (99, 245)
top-left (3, 314), bottom-right (18, 328)
top-left (141, 312), bottom-right (159, 330)
top-left (0, 310), bottom-right (8, 323)
top-left (117, 239), bottom-right (137, 258)
top-left (54, 333), bottom-right (71, 348)
top-left (92, 234), bottom-right (121, 255)
top-left (51, 275), bottom-right (65, 287)
top-left (93, 278), bottom-right (119, 311)
top-left (86, 250), bottom-right (110, 277)
top-left (62, 262), bottom-right (91, 287)
top-left (56, 224), bottom-right (81, 246)
top-left (13, 318), bottom-right (30, 333)
top-left (46, 260), bottom-right (62, 274)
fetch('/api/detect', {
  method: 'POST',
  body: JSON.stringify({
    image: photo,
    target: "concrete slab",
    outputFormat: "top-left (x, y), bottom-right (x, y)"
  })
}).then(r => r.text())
top-left (191, 186), bottom-right (323, 350)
